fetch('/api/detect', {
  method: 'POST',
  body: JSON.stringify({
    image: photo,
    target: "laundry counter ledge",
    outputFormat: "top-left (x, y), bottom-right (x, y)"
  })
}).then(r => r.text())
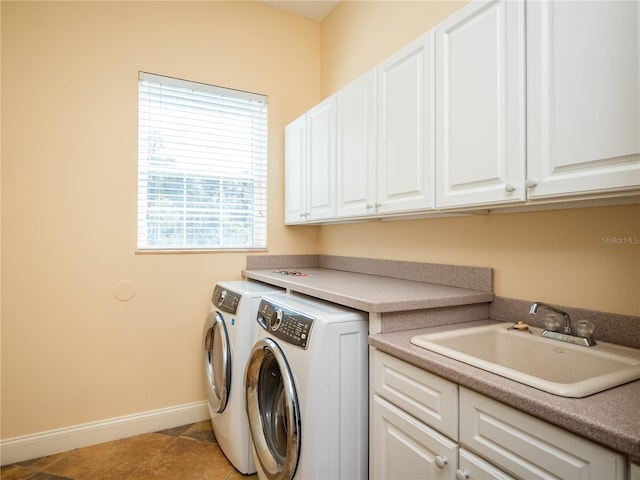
top-left (242, 255), bottom-right (494, 314)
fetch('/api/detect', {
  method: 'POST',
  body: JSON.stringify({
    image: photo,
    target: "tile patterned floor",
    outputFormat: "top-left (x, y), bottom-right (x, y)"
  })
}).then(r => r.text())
top-left (1, 421), bottom-right (256, 480)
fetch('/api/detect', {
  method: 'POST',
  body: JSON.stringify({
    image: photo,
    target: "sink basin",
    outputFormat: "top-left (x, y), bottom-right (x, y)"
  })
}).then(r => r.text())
top-left (410, 322), bottom-right (640, 397)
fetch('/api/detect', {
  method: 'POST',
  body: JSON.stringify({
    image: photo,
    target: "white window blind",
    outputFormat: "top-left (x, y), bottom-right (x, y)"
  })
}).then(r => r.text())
top-left (137, 72), bottom-right (268, 251)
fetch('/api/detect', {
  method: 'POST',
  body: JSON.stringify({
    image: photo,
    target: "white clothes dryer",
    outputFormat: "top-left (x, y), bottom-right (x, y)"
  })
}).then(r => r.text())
top-left (202, 280), bottom-right (282, 474)
top-left (244, 293), bottom-right (368, 480)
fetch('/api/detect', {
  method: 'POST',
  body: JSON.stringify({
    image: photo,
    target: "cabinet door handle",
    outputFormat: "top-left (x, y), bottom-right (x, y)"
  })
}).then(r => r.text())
top-left (455, 469), bottom-right (470, 480)
top-left (526, 179), bottom-right (538, 188)
top-left (435, 456), bottom-right (448, 469)
top-left (505, 184), bottom-right (516, 192)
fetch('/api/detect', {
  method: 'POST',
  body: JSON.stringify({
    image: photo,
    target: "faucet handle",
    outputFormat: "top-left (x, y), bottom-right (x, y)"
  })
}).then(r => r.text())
top-left (576, 319), bottom-right (595, 338)
top-left (544, 314), bottom-right (562, 332)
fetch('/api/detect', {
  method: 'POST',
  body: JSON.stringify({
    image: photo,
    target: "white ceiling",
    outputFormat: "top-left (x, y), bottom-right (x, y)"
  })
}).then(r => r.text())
top-left (258, 1), bottom-right (341, 21)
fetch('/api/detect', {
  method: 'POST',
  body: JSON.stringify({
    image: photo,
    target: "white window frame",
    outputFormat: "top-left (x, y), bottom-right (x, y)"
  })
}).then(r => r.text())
top-left (137, 72), bottom-right (268, 251)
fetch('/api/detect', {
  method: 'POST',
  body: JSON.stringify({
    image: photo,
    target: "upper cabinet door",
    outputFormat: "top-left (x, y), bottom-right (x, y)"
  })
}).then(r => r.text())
top-left (307, 96), bottom-right (337, 221)
top-left (435, 0), bottom-right (526, 208)
top-left (336, 69), bottom-right (378, 218)
top-left (284, 115), bottom-right (307, 224)
top-left (526, 0), bottom-right (640, 199)
top-left (377, 32), bottom-right (435, 214)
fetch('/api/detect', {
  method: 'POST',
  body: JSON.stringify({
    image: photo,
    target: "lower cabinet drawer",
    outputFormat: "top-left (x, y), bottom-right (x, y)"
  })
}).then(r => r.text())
top-left (372, 394), bottom-right (458, 480)
top-left (373, 349), bottom-right (458, 440)
top-left (459, 387), bottom-right (626, 480)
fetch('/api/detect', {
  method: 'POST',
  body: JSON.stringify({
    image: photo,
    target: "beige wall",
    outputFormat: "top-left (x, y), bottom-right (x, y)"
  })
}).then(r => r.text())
top-left (319, 205), bottom-right (640, 316)
top-left (1, 1), bottom-right (320, 438)
top-left (318, 1), bottom-right (640, 317)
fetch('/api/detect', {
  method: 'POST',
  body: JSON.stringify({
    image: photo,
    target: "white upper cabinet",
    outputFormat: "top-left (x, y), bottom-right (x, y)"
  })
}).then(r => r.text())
top-left (284, 96), bottom-right (337, 224)
top-left (284, 115), bottom-right (307, 224)
top-left (526, 0), bottom-right (640, 199)
top-left (435, 0), bottom-right (526, 208)
top-left (336, 69), bottom-right (378, 218)
top-left (284, 0), bottom-right (640, 224)
top-left (307, 96), bottom-right (337, 221)
top-left (377, 31), bottom-right (435, 214)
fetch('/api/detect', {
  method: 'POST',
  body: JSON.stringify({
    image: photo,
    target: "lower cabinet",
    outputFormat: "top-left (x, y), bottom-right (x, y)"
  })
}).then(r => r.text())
top-left (371, 349), bottom-right (627, 480)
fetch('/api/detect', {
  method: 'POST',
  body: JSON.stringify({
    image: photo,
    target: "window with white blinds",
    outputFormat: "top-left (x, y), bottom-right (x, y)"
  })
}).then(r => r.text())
top-left (137, 72), bottom-right (268, 251)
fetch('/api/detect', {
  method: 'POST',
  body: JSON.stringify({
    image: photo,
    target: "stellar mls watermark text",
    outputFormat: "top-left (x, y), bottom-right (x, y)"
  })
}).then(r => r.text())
top-left (601, 236), bottom-right (639, 245)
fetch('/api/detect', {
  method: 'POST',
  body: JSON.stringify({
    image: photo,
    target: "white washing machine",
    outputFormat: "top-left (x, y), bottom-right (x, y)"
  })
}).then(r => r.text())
top-left (202, 280), bottom-right (282, 474)
top-left (244, 292), bottom-right (369, 480)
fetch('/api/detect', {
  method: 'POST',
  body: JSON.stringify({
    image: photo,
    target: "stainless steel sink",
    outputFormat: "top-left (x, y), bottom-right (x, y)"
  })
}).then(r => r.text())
top-left (410, 322), bottom-right (640, 397)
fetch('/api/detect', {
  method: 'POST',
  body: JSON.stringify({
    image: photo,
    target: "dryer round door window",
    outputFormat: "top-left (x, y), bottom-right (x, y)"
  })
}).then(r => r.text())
top-left (245, 338), bottom-right (300, 480)
top-left (203, 311), bottom-right (231, 413)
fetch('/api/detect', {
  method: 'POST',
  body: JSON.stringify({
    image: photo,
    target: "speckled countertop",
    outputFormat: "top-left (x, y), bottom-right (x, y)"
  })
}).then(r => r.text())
top-left (242, 268), bottom-right (493, 313)
top-left (369, 321), bottom-right (640, 458)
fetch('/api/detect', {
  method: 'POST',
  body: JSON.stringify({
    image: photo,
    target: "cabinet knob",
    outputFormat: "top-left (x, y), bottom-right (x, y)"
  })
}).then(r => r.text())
top-left (435, 456), bottom-right (448, 469)
top-left (505, 184), bottom-right (516, 192)
top-left (366, 204), bottom-right (374, 209)
top-left (455, 469), bottom-right (470, 480)
top-left (525, 179), bottom-right (538, 188)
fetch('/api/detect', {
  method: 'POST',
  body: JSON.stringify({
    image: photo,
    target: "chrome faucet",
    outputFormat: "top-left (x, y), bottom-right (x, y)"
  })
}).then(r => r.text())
top-left (529, 302), bottom-right (596, 347)
top-left (529, 302), bottom-right (572, 334)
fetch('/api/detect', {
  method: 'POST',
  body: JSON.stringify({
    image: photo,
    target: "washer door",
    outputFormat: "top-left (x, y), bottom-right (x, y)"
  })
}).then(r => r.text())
top-left (202, 311), bottom-right (231, 413)
top-left (245, 338), bottom-right (300, 480)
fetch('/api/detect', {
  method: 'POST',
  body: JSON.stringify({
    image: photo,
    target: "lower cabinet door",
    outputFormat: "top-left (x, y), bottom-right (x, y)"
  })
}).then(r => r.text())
top-left (458, 448), bottom-right (515, 480)
top-left (372, 395), bottom-right (458, 480)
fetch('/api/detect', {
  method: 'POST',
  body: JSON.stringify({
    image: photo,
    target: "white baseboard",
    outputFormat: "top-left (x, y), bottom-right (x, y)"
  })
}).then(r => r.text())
top-left (0, 400), bottom-right (210, 466)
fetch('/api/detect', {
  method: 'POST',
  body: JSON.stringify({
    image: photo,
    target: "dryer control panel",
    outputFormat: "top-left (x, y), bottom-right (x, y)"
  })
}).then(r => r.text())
top-left (257, 299), bottom-right (314, 349)
top-left (212, 285), bottom-right (241, 314)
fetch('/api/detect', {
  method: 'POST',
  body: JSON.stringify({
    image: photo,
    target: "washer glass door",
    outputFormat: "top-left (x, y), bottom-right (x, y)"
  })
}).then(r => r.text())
top-left (245, 338), bottom-right (300, 480)
top-left (203, 311), bottom-right (231, 413)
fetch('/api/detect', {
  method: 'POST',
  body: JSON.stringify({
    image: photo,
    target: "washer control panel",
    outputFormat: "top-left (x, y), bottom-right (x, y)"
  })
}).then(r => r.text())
top-left (212, 285), bottom-right (241, 314)
top-left (257, 299), bottom-right (314, 349)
